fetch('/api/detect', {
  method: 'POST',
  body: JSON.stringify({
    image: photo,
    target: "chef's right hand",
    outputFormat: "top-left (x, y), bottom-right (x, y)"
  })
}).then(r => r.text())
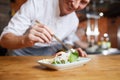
top-left (23, 23), bottom-right (54, 47)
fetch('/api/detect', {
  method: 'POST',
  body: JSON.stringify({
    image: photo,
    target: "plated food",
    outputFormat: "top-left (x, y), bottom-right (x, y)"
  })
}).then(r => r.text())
top-left (52, 49), bottom-right (79, 64)
top-left (38, 49), bottom-right (91, 70)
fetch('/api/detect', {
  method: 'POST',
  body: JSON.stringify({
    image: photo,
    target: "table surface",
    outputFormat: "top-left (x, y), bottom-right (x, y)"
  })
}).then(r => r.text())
top-left (0, 55), bottom-right (120, 80)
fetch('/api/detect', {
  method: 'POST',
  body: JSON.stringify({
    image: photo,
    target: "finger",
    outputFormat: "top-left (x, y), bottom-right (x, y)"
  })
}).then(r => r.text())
top-left (33, 29), bottom-right (51, 43)
top-left (43, 25), bottom-right (54, 35)
top-left (34, 25), bottom-right (53, 41)
top-left (28, 33), bottom-right (45, 43)
top-left (36, 23), bottom-right (54, 35)
top-left (36, 27), bottom-right (53, 41)
top-left (31, 29), bottom-right (50, 43)
top-left (77, 48), bottom-right (87, 57)
top-left (82, 51), bottom-right (87, 57)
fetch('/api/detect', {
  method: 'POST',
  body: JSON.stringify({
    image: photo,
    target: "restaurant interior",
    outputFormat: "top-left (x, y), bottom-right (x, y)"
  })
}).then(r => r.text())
top-left (0, 0), bottom-right (120, 56)
top-left (0, 0), bottom-right (120, 80)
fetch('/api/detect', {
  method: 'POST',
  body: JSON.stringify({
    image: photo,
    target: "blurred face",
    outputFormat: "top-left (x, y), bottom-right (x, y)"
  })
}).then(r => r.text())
top-left (59, 0), bottom-right (90, 16)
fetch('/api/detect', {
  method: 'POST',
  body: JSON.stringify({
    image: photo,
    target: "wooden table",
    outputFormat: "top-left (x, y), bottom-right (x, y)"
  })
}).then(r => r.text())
top-left (0, 55), bottom-right (120, 80)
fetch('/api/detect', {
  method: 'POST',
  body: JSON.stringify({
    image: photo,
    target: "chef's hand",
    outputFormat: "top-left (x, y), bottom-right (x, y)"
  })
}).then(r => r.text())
top-left (23, 23), bottom-right (54, 47)
top-left (76, 48), bottom-right (87, 57)
top-left (55, 48), bottom-right (87, 57)
top-left (64, 44), bottom-right (87, 57)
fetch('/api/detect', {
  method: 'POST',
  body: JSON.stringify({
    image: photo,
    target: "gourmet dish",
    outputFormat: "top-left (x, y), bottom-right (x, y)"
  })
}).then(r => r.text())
top-left (38, 49), bottom-right (80, 64)
top-left (38, 49), bottom-right (91, 70)
top-left (52, 49), bottom-right (79, 64)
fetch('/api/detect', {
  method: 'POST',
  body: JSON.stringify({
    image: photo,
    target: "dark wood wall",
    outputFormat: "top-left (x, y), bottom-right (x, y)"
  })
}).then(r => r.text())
top-left (10, 0), bottom-right (27, 15)
top-left (108, 17), bottom-right (120, 48)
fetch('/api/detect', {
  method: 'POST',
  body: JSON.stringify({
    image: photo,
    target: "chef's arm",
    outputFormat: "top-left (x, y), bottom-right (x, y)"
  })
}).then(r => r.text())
top-left (0, 33), bottom-right (32, 49)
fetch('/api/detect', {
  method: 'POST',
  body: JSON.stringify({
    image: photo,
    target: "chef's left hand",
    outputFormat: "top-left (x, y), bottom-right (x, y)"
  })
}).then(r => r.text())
top-left (76, 48), bottom-right (87, 57)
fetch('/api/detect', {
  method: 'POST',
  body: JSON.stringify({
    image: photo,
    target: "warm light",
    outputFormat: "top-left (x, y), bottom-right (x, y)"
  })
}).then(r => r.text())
top-left (99, 12), bottom-right (104, 17)
top-left (104, 33), bottom-right (108, 37)
top-left (100, 0), bottom-right (104, 4)
top-left (102, 50), bottom-right (109, 55)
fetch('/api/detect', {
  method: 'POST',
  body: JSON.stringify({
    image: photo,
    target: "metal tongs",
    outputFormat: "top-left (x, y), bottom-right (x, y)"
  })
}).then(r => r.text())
top-left (35, 20), bottom-right (71, 51)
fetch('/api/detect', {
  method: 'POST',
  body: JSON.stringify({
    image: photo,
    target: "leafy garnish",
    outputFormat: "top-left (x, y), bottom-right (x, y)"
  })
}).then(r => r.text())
top-left (68, 50), bottom-right (79, 63)
top-left (52, 49), bottom-right (79, 64)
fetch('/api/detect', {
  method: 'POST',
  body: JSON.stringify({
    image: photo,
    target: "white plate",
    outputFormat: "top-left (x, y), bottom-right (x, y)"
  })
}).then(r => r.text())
top-left (37, 57), bottom-right (91, 70)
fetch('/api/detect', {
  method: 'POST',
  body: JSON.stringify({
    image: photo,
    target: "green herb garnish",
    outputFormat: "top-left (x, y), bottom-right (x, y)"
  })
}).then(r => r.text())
top-left (68, 50), bottom-right (79, 63)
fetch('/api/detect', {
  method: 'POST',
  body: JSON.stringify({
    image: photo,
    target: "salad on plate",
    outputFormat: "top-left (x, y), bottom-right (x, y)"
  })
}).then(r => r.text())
top-left (52, 49), bottom-right (79, 64)
top-left (38, 49), bottom-right (91, 70)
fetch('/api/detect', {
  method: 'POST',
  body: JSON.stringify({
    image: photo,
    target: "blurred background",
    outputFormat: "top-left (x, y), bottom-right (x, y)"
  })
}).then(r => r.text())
top-left (0, 0), bottom-right (120, 55)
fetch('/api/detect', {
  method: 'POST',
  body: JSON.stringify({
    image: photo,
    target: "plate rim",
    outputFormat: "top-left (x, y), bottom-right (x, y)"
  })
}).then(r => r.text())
top-left (37, 57), bottom-right (91, 70)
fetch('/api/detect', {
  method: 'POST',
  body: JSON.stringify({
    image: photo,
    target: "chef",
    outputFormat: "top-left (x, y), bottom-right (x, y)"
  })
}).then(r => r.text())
top-left (0, 0), bottom-right (90, 56)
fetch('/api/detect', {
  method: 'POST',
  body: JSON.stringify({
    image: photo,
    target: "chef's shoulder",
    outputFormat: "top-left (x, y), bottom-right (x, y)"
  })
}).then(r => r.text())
top-left (28, 0), bottom-right (46, 7)
top-left (69, 12), bottom-right (79, 26)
